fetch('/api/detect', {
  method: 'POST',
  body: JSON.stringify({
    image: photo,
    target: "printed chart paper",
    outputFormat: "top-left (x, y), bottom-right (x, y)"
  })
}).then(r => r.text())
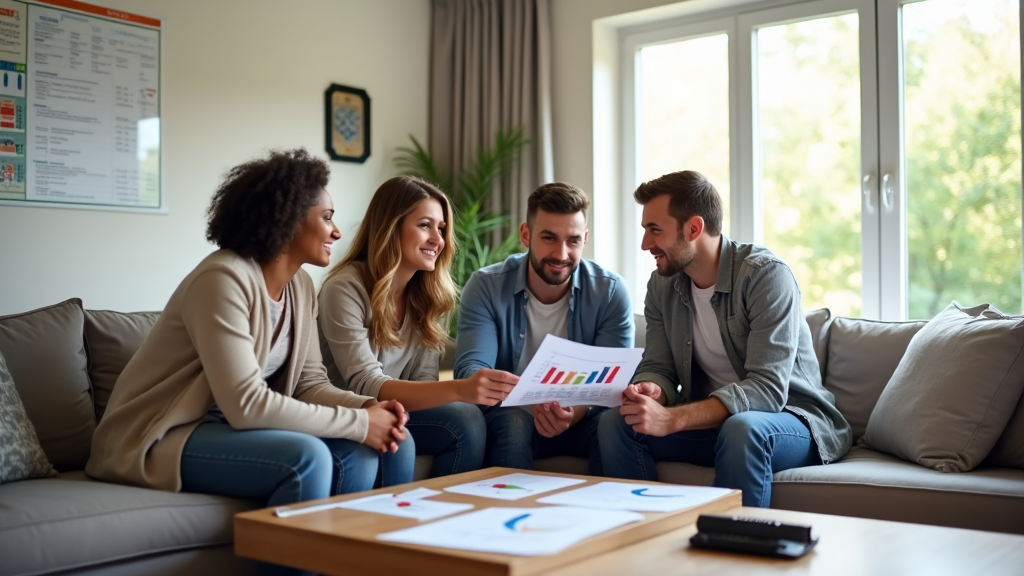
top-left (502, 335), bottom-right (644, 407)
top-left (274, 487), bottom-right (447, 518)
top-left (334, 493), bottom-right (473, 521)
top-left (378, 506), bottom-right (644, 556)
top-left (537, 481), bottom-right (733, 513)
top-left (443, 472), bottom-right (585, 501)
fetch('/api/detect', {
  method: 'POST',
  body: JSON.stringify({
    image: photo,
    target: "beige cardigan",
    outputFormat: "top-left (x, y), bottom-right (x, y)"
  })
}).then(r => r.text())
top-left (86, 250), bottom-right (373, 492)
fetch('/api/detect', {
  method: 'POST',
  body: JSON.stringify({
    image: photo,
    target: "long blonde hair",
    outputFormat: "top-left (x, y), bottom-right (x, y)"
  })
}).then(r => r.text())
top-left (325, 176), bottom-right (458, 352)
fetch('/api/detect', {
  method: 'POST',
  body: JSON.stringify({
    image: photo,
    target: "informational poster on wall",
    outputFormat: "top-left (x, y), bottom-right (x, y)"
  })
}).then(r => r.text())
top-left (0, 0), bottom-right (160, 211)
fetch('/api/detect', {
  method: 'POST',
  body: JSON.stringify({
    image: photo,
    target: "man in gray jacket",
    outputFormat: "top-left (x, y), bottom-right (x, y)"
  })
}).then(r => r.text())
top-left (598, 171), bottom-right (851, 507)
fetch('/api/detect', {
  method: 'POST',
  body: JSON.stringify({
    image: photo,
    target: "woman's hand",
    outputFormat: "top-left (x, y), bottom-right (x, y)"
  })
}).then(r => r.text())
top-left (364, 399), bottom-right (408, 453)
top-left (454, 369), bottom-right (518, 405)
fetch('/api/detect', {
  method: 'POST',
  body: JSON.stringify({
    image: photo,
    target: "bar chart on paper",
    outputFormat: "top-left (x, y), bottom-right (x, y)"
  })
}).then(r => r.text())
top-left (502, 335), bottom-right (644, 407)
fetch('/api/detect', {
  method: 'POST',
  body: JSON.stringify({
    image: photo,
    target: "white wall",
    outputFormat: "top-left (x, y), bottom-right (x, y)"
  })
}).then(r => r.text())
top-left (0, 0), bottom-right (430, 315)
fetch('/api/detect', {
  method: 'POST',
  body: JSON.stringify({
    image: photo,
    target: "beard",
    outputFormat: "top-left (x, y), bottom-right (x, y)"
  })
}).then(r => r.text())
top-left (652, 239), bottom-right (694, 277)
top-left (529, 250), bottom-right (577, 285)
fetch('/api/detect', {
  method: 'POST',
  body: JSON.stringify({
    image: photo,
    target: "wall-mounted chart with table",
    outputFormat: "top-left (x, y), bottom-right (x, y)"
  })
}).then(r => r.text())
top-left (0, 0), bottom-right (160, 211)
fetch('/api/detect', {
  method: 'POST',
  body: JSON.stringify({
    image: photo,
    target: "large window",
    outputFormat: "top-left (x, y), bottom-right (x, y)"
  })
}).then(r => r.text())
top-left (619, 0), bottom-right (1022, 320)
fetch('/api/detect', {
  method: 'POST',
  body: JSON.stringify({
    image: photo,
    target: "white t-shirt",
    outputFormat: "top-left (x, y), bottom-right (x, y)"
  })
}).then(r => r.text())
top-left (514, 289), bottom-right (570, 376)
top-left (690, 281), bottom-right (739, 391)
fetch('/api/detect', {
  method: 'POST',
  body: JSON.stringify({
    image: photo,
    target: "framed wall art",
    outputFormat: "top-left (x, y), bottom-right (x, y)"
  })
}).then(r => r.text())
top-left (325, 84), bottom-right (371, 163)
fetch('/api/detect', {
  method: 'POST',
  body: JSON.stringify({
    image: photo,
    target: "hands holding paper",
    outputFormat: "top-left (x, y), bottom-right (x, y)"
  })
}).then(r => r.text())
top-left (534, 401), bottom-right (584, 438)
top-left (455, 369), bottom-right (519, 406)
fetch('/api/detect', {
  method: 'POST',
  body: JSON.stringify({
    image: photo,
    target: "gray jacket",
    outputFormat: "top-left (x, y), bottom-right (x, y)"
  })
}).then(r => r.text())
top-left (635, 236), bottom-right (851, 464)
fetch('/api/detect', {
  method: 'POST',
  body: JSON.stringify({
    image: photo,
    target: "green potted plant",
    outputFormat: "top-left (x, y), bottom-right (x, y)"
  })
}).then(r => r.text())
top-left (394, 126), bottom-right (530, 337)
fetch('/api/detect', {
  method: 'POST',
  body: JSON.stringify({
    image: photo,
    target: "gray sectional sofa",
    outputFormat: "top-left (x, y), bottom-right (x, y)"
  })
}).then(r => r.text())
top-left (1, 300), bottom-right (1022, 576)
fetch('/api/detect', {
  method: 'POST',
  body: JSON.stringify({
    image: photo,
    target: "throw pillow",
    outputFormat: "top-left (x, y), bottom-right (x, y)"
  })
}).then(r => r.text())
top-left (0, 349), bottom-right (58, 484)
top-left (862, 302), bottom-right (1024, 472)
top-left (0, 299), bottom-right (95, 471)
top-left (84, 310), bottom-right (160, 422)
top-left (984, 393), bottom-right (1024, 470)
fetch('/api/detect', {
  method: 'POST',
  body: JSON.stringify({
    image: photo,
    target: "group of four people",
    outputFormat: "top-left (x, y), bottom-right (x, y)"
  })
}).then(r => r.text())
top-left (87, 148), bottom-right (850, 530)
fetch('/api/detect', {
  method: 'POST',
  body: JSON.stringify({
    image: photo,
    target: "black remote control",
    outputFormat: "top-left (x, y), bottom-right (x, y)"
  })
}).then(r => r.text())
top-left (690, 514), bottom-right (818, 559)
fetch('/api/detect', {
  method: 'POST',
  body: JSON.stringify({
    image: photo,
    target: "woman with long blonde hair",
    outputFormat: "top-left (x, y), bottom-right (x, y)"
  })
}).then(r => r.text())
top-left (319, 176), bottom-right (517, 477)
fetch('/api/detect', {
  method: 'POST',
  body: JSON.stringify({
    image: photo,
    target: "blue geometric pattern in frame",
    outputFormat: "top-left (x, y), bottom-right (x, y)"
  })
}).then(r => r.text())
top-left (334, 105), bottom-right (360, 143)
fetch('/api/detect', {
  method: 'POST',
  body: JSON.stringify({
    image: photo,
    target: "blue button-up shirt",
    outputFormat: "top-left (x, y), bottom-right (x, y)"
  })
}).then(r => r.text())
top-left (454, 252), bottom-right (634, 378)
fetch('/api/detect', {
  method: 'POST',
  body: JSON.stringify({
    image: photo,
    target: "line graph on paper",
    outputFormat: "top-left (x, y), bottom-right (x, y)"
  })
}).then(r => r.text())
top-left (503, 335), bottom-right (644, 408)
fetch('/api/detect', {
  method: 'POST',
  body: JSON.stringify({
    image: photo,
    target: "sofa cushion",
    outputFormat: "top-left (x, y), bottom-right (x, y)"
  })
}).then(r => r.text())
top-left (985, 392), bottom-right (1024, 470)
top-left (0, 471), bottom-right (260, 575)
top-left (823, 316), bottom-right (926, 441)
top-left (0, 299), bottom-right (95, 471)
top-left (771, 446), bottom-right (1024, 534)
top-left (0, 350), bottom-right (58, 484)
top-left (84, 310), bottom-right (160, 422)
top-left (863, 303), bottom-right (1024, 472)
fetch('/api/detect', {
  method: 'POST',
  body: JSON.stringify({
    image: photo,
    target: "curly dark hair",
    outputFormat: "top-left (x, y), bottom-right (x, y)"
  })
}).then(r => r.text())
top-left (206, 148), bottom-right (330, 263)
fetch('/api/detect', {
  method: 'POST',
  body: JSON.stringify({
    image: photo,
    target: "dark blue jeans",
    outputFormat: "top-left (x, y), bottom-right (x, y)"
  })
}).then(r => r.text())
top-left (407, 402), bottom-right (486, 477)
top-left (180, 422), bottom-right (415, 576)
top-left (598, 410), bottom-right (820, 507)
top-left (480, 405), bottom-right (605, 475)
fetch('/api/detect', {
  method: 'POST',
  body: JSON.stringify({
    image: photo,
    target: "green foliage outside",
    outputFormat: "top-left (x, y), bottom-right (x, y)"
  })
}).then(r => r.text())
top-left (760, 0), bottom-right (1021, 319)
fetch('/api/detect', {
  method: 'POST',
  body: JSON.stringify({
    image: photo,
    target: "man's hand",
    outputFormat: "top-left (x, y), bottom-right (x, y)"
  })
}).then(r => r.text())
top-left (364, 399), bottom-right (408, 453)
top-left (455, 369), bottom-right (519, 405)
top-left (622, 381), bottom-right (663, 404)
top-left (534, 401), bottom-right (580, 438)
top-left (620, 393), bottom-right (678, 437)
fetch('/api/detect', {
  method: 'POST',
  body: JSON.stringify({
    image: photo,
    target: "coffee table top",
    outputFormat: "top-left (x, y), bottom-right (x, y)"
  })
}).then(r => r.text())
top-left (234, 467), bottom-right (740, 576)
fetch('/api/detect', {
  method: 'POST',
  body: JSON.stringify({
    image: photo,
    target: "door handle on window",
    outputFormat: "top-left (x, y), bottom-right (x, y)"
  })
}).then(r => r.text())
top-left (862, 174), bottom-right (876, 214)
top-left (882, 173), bottom-right (895, 211)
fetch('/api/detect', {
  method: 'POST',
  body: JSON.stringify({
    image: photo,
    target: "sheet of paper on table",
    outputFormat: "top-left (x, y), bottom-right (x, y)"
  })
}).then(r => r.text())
top-left (501, 335), bottom-right (644, 408)
top-left (378, 506), bottom-right (644, 556)
top-left (537, 481), bottom-right (734, 513)
top-left (443, 472), bottom-right (585, 501)
top-left (333, 492), bottom-right (473, 521)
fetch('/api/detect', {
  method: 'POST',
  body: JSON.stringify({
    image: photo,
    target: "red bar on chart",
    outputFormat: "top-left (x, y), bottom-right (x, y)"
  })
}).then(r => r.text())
top-left (552, 371), bottom-right (564, 384)
top-left (541, 367), bottom-right (557, 384)
top-left (606, 366), bottom-right (621, 382)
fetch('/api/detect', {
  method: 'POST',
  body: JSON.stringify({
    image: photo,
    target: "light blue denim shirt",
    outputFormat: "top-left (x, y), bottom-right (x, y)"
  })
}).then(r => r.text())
top-left (636, 236), bottom-right (852, 464)
top-left (454, 252), bottom-right (634, 378)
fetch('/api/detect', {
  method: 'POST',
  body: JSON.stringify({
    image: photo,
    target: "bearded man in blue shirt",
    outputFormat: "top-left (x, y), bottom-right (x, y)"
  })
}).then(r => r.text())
top-left (454, 182), bottom-right (634, 474)
top-left (599, 170), bottom-right (851, 507)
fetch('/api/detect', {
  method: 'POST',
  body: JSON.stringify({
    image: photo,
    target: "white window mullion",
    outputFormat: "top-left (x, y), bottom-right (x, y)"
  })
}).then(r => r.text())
top-left (876, 0), bottom-right (906, 321)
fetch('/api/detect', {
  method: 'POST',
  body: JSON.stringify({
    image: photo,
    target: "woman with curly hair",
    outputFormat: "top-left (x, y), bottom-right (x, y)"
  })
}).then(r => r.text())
top-left (87, 149), bottom-right (414, 525)
top-left (318, 176), bottom-right (517, 477)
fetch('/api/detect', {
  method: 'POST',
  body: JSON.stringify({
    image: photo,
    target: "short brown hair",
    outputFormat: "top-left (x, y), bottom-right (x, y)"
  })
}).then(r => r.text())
top-left (527, 182), bottom-right (590, 227)
top-left (633, 171), bottom-right (723, 236)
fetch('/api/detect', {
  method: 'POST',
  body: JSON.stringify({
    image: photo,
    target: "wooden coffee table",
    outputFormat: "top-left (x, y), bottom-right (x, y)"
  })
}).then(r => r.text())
top-left (234, 467), bottom-right (741, 576)
top-left (235, 468), bottom-right (1024, 576)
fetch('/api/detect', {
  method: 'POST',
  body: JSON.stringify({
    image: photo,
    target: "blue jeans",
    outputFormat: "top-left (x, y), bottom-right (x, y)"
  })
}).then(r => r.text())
top-left (598, 410), bottom-right (820, 507)
top-left (180, 422), bottom-right (415, 576)
top-left (407, 402), bottom-right (486, 477)
top-left (481, 405), bottom-right (605, 475)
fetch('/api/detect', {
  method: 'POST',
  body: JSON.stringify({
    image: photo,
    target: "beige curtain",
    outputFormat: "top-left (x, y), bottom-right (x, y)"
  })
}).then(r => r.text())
top-left (429, 0), bottom-right (554, 225)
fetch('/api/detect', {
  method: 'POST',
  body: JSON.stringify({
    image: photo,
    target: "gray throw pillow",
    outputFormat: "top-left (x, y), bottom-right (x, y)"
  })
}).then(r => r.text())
top-left (0, 350), bottom-right (58, 484)
top-left (862, 302), bottom-right (1024, 472)
top-left (984, 393), bottom-right (1024, 470)
top-left (84, 310), bottom-right (160, 422)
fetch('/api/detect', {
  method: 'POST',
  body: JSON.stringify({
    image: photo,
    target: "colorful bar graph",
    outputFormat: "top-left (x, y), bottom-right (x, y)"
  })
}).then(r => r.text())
top-left (541, 367), bottom-right (556, 384)
top-left (539, 365), bottom-right (625, 384)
